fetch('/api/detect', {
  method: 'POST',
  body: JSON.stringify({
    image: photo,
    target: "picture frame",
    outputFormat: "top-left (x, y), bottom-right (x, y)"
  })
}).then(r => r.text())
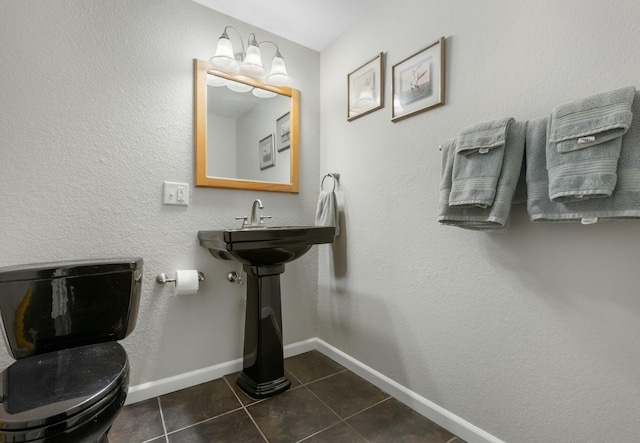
top-left (392, 37), bottom-right (445, 122)
top-left (276, 112), bottom-right (291, 152)
top-left (259, 134), bottom-right (275, 170)
top-left (347, 52), bottom-right (384, 121)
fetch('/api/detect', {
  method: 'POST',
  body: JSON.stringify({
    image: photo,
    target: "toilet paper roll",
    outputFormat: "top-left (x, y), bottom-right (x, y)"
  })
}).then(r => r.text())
top-left (174, 270), bottom-right (199, 296)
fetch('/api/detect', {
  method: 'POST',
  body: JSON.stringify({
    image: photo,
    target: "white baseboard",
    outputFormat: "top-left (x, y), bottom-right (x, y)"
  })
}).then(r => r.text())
top-left (125, 357), bottom-right (243, 405)
top-left (126, 337), bottom-right (502, 443)
top-left (314, 339), bottom-right (505, 443)
top-left (125, 338), bottom-right (317, 405)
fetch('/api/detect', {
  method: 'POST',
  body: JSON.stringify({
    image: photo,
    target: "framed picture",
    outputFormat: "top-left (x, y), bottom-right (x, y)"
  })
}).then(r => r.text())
top-left (347, 52), bottom-right (384, 121)
top-left (276, 112), bottom-right (291, 152)
top-left (392, 37), bottom-right (445, 122)
top-left (259, 134), bottom-right (275, 169)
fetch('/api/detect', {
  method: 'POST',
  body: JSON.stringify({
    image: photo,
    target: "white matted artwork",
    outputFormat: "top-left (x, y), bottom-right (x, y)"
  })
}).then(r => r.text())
top-left (276, 112), bottom-right (291, 152)
top-left (347, 52), bottom-right (385, 121)
top-left (259, 134), bottom-right (275, 169)
top-left (392, 37), bottom-right (445, 122)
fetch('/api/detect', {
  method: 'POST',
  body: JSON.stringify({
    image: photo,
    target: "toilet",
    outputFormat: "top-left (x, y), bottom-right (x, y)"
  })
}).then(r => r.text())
top-left (0, 258), bottom-right (143, 443)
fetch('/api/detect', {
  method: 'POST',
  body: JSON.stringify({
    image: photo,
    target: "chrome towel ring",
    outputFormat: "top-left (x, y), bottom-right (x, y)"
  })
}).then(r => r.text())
top-left (321, 173), bottom-right (340, 192)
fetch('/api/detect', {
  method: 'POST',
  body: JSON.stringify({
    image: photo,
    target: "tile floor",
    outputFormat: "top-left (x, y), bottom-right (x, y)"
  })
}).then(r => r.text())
top-left (109, 350), bottom-right (466, 443)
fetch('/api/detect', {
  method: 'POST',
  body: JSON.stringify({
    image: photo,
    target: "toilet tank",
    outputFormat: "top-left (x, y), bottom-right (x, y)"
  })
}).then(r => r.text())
top-left (0, 258), bottom-right (142, 359)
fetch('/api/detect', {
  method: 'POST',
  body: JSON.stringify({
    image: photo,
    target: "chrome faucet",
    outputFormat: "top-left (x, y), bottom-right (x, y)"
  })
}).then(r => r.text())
top-left (236, 199), bottom-right (271, 229)
top-left (249, 199), bottom-right (263, 226)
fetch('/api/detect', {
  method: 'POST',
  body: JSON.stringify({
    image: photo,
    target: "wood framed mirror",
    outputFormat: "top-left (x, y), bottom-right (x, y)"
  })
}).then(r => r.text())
top-left (194, 59), bottom-right (299, 193)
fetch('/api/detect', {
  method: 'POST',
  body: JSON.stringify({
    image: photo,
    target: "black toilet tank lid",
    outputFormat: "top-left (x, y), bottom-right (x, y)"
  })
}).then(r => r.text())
top-left (0, 342), bottom-right (128, 431)
top-left (0, 258), bottom-right (142, 283)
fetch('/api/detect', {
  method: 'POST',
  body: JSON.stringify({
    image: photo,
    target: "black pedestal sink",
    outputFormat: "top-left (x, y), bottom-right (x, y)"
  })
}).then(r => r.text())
top-left (198, 226), bottom-right (335, 398)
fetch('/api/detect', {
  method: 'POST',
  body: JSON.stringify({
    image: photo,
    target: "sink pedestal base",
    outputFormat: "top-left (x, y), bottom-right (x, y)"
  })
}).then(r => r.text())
top-left (236, 264), bottom-right (291, 399)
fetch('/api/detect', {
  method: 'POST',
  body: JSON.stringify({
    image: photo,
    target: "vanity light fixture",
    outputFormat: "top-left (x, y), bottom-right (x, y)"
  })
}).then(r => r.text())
top-left (209, 26), bottom-right (292, 87)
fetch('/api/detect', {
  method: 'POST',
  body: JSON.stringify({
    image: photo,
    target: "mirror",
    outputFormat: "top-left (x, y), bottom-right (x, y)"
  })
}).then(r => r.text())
top-left (194, 59), bottom-right (299, 193)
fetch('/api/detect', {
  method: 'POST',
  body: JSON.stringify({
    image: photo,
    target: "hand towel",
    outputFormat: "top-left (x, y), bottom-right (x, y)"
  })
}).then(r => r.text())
top-left (449, 117), bottom-right (513, 207)
top-left (527, 91), bottom-right (640, 223)
top-left (546, 136), bottom-right (621, 202)
top-left (512, 156), bottom-right (528, 205)
top-left (546, 87), bottom-right (635, 203)
top-left (438, 120), bottom-right (527, 232)
top-left (315, 191), bottom-right (340, 237)
top-left (549, 86), bottom-right (635, 152)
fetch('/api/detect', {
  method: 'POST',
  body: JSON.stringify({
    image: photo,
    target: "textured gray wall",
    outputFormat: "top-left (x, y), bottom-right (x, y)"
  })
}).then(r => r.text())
top-left (0, 0), bottom-right (321, 387)
top-left (319, 1), bottom-right (640, 442)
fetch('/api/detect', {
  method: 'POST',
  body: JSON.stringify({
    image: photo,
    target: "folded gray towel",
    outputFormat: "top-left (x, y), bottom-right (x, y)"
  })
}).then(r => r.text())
top-left (438, 121), bottom-right (526, 232)
top-left (526, 115), bottom-right (553, 217)
top-left (449, 117), bottom-right (513, 208)
top-left (550, 86), bottom-right (635, 153)
top-left (545, 87), bottom-right (635, 203)
top-left (546, 134), bottom-right (621, 202)
top-left (512, 157), bottom-right (528, 205)
top-left (527, 91), bottom-right (640, 223)
top-left (315, 191), bottom-right (340, 237)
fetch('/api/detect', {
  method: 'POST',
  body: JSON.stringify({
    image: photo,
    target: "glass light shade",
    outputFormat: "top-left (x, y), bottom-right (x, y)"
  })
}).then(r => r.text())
top-left (209, 36), bottom-right (239, 72)
top-left (266, 55), bottom-right (291, 86)
top-left (206, 74), bottom-right (227, 87)
top-left (226, 79), bottom-right (252, 93)
top-left (240, 44), bottom-right (266, 77)
top-left (252, 88), bottom-right (277, 98)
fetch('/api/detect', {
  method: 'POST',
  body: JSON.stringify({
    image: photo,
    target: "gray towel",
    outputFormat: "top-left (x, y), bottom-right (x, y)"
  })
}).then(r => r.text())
top-left (449, 117), bottom-right (513, 207)
top-left (546, 87), bottom-right (635, 203)
top-left (315, 191), bottom-right (340, 237)
top-left (438, 121), bottom-right (526, 232)
top-left (550, 86), bottom-right (635, 152)
top-left (527, 91), bottom-right (640, 223)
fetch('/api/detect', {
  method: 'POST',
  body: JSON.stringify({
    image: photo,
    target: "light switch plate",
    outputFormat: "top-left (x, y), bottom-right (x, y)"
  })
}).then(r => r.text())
top-left (163, 181), bottom-right (189, 206)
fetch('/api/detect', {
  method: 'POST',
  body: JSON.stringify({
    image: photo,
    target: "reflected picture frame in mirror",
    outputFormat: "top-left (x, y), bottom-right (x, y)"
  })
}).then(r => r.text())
top-left (194, 59), bottom-right (299, 193)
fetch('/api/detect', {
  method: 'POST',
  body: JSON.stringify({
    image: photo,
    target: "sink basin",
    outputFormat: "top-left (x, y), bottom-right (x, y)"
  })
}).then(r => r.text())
top-left (198, 226), bottom-right (335, 267)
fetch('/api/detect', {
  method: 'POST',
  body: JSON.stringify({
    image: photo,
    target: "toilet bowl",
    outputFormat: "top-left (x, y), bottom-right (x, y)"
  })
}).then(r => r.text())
top-left (0, 258), bottom-right (142, 442)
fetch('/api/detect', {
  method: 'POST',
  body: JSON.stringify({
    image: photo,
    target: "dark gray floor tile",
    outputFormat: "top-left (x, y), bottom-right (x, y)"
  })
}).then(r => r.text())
top-left (285, 367), bottom-right (303, 388)
top-left (108, 398), bottom-right (165, 443)
top-left (302, 422), bottom-right (367, 442)
top-left (224, 369), bottom-right (301, 406)
top-left (167, 409), bottom-right (265, 443)
top-left (247, 386), bottom-right (340, 443)
top-left (160, 379), bottom-right (241, 432)
top-left (307, 370), bottom-right (389, 418)
top-left (347, 398), bottom-right (456, 443)
top-left (284, 350), bottom-right (345, 384)
top-left (223, 372), bottom-right (262, 406)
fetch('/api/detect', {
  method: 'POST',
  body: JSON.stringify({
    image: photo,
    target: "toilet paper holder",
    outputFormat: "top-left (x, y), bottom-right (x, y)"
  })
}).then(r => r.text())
top-left (155, 271), bottom-right (205, 285)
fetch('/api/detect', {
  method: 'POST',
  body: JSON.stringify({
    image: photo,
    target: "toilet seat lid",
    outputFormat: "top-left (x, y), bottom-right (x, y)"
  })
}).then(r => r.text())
top-left (0, 342), bottom-right (128, 431)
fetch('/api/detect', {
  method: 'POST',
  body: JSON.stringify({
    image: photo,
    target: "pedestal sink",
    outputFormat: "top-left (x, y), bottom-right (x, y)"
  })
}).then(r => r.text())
top-left (198, 226), bottom-right (335, 398)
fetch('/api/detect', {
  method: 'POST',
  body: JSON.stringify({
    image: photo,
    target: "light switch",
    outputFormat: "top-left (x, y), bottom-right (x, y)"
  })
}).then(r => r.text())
top-left (163, 181), bottom-right (189, 206)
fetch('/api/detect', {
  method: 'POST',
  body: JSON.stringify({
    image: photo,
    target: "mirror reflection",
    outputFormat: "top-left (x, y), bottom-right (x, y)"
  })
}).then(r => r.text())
top-left (194, 59), bottom-right (299, 193)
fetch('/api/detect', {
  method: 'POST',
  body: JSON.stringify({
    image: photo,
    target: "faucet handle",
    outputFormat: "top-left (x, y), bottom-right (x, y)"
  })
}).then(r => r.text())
top-left (235, 216), bottom-right (249, 228)
top-left (259, 215), bottom-right (272, 224)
